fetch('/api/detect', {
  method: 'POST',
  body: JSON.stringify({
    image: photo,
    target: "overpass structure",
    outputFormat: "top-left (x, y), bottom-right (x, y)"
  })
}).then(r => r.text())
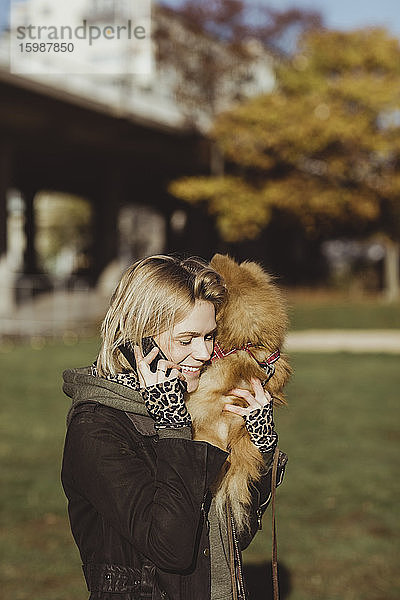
top-left (0, 65), bottom-right (212, 284)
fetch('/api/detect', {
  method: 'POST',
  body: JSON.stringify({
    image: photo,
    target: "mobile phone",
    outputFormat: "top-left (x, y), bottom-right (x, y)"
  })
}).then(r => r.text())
top-left (141, 337), bottom-right (168, 373)
top-left (118, 338), bottom-right (187, 393)
top-left (142, 338), bottom-right (187, 393)
top-left (118, 338), bottom-right (161, 372)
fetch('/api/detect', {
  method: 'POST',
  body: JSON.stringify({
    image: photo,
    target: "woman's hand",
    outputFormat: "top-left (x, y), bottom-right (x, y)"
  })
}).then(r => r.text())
top-left (224, 377), bottom-right (278, 452)
top-left (134, 345), bottom-right (191, 430)
top-left (224, 377), bottom-right (269, 418)
top-left (134, 345), bottom-right (184, 389)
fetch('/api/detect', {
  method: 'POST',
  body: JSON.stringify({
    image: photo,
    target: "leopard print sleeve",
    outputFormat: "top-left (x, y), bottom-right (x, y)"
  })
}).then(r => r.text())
top-left (141, 378), bottom-right (192, 430)
top-left (244, 401), bottom-right (278, 453)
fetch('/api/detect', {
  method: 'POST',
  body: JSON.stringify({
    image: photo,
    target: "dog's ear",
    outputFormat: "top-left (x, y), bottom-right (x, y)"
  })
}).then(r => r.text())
top-left (210, 254), bottom-right (237, 282)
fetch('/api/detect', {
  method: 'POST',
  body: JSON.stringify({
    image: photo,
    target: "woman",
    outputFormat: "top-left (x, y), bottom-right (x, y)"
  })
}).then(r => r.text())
top-left (62, 254), bottom-right (282, 600)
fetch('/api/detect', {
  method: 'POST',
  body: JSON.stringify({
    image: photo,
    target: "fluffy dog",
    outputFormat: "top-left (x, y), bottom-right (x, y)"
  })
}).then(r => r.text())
top-left (186, 254), bottom-right (292, 532)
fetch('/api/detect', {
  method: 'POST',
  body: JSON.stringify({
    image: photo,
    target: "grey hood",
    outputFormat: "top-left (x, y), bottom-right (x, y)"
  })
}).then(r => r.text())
top-left (63, 366), bottom-right (148, 425)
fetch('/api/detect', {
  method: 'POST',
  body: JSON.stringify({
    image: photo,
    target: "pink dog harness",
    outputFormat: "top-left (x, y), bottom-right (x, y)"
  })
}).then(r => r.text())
top-left (211, 341), bottom-right (280, 382)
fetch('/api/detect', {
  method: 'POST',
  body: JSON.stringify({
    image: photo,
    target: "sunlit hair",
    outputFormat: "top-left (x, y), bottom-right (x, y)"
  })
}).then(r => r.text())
top-left (97, 255), bottom-right (226, 376)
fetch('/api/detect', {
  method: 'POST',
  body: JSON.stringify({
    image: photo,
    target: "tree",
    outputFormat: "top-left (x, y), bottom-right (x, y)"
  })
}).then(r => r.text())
top-left (159, 0), bottom-right (322, 49)
top-left (169, 28), bottom-right (400, 298)
top-left (155, 1), bottom-right (322, 124)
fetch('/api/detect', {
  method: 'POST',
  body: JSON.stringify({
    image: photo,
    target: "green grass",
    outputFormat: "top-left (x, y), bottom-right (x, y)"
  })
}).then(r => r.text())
top-left (245, 352), bottom-right (400, 600)
top-left (0, 338), bottom-right (99, 600)
top-left (1, 340), bottom-right (399, 599)
top-left (289, 299), bottom-right (400, 330)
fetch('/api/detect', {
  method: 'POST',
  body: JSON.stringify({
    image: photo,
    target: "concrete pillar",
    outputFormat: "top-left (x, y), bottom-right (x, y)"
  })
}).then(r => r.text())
top-left (91, 166), bottom-right (120, 283)
top-left (0, 145), bottom-right (16, 318)
top-left (0, 144), bottom-right (12, 258)
top-left (23, 188), bottom-right (38, 274)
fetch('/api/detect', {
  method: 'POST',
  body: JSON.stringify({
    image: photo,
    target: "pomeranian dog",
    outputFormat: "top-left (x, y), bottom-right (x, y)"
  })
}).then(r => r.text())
top-left (186, 254), bottom-right (292, 533)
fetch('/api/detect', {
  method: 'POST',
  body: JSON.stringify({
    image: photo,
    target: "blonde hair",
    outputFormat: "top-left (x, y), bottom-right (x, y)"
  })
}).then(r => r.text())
top-left (97, 255), bottom-right (226, 375)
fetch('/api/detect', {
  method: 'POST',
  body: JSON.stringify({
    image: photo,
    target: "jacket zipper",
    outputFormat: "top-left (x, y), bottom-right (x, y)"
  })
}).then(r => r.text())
top-left (232, 517), bottom-right (246, 600)
top-left (230, 513), bottom-right (247, 600)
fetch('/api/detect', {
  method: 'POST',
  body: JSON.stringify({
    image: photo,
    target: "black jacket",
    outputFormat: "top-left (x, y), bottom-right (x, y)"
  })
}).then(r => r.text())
top-left (61, 369), bottom-right (285, 600)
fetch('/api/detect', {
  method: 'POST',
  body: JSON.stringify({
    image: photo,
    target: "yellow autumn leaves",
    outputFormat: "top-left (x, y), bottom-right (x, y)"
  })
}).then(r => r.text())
top-left (169, 28), bottom-right (400, 242)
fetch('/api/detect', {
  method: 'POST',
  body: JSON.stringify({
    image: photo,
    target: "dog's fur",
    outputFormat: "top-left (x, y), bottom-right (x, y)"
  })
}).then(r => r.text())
top-left (186, 254), bottom-right (292, 532)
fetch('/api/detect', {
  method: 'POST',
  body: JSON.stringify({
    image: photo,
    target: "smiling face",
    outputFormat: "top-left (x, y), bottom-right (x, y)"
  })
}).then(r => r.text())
top-left (154, 300), bottom-right (217, 392)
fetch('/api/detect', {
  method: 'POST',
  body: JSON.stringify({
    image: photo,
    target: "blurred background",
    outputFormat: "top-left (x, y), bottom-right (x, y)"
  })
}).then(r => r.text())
top-left (0, 1), bottom-right (399, 599)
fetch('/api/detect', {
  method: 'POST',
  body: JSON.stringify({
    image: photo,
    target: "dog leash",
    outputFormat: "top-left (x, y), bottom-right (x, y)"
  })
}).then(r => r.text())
top-left (271, 446), bottom-right (280, 600)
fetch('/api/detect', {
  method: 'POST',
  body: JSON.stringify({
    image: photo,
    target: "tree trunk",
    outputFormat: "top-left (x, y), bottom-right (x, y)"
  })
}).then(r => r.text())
top-left (210, 143), bottom-right (224, 176)
top-left (383, 237), bottom-right (400, 303)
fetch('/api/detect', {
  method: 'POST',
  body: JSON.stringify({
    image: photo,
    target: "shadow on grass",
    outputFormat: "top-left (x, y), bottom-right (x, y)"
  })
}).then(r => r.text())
top-left (243, 562), bottom-right (292, 600)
